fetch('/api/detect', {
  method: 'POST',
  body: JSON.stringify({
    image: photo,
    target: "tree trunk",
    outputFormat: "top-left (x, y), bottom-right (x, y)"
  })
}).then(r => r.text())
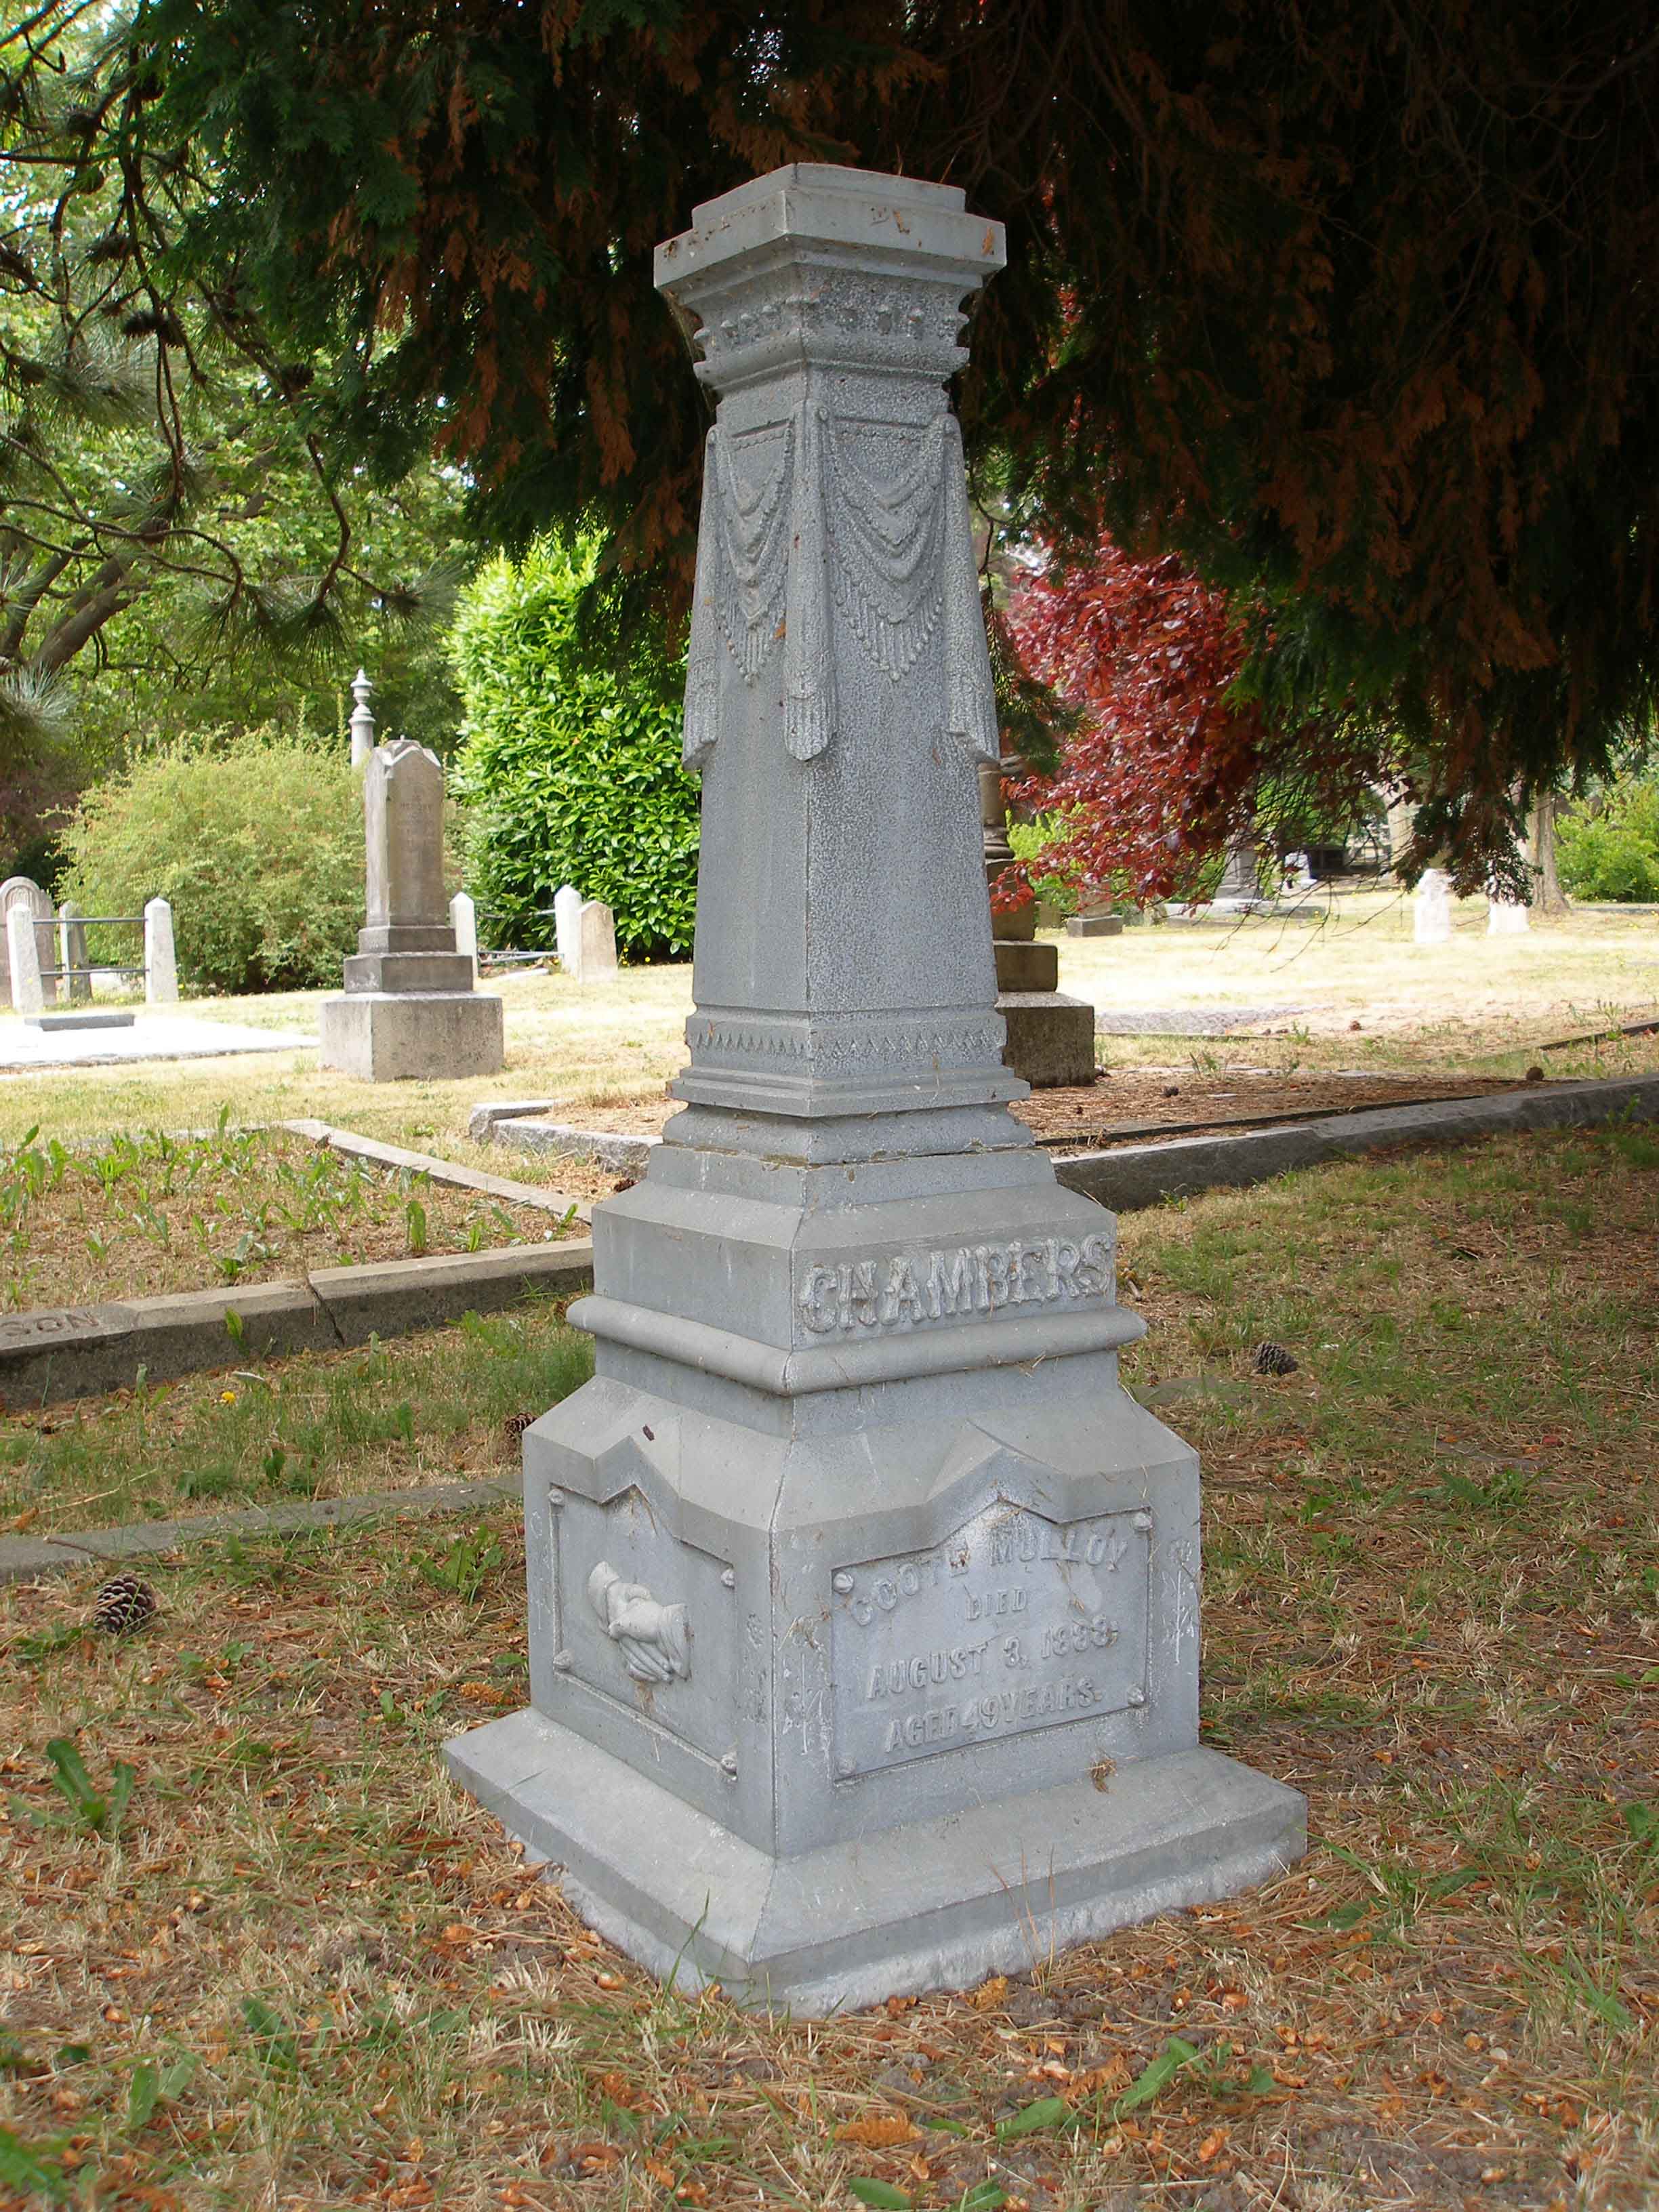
top-left (1529, 791), bottom-right (1569, 912)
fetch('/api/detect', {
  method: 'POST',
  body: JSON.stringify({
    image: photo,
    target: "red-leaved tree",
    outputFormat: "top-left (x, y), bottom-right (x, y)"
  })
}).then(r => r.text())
top-left (1002, 537), bottom-right (1376, 905)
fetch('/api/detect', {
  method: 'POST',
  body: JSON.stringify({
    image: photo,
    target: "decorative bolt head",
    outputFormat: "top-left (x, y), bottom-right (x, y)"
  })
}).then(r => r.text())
top-left (1133, 1510), bottom-right (1153, 1534)
top-left (1128, 1685), bottom-right (1147, 1707)
top-left (721, 1568), bottom-right (736, 1590)
top-left (720, 1752), bottom-right (739, 1780)
top-left (832, 1570), bottom-right (855, 1597)
top-left (836, 1757), bottom-right (856, 1779)
top-left (551, 1649), bottom-right (573, 1673)
top-left (547, 1486), bottom-right (565, 1509)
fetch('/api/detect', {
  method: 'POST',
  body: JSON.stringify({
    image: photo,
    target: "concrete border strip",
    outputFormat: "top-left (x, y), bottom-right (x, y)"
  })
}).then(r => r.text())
top-left (281, 1118), bottom-right (590, 1221)
top-left (0, 1240), bottom-right (595, 1408)
top-left (1054, 1071), bottom-right (1659, 1210)
top-left (490, 1114), bottom-right (661, 1176)
top-left (0, 1477), bottom-right (518, 1586)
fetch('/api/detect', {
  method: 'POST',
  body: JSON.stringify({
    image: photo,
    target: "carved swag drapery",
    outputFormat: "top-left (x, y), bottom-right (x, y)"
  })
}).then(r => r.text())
top-left (683, 403), bottom-right (999, 771)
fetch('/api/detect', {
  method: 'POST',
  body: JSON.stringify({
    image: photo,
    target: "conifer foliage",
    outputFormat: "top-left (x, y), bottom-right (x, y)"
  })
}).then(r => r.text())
top-left (77, 2), bottom-right (1659, 867)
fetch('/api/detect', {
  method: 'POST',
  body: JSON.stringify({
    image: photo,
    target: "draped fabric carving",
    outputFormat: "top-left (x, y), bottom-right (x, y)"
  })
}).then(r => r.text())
top-left (680, 402), bottom-right (998, 771)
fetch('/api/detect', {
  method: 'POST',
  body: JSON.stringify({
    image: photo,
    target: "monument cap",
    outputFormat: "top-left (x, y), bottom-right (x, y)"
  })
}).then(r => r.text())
top-left (654, 162), bottom-right (1006, 293)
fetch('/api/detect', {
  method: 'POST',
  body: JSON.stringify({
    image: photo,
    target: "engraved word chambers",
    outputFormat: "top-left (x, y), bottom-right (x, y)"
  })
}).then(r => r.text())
top-left (830, 1504), bottom-right (1151, 1777)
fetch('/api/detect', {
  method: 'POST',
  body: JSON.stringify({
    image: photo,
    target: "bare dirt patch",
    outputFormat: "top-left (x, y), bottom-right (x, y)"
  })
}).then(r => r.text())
top-left (520, 1071), bottom-right (1530, 1155)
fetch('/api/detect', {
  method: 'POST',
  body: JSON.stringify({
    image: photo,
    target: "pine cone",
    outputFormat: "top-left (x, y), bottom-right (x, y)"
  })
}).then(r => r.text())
top-left (1252, 1340), bottom-right (1298, 1376)
top-left (93, 1571), bottom-right (158, 1635)
top-left (502, 1412), bottom-right (536, 1441)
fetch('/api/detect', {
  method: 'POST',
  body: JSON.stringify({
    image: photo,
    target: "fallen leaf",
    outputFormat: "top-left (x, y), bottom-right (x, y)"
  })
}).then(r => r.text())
top-left (836, 2112), bottom-right (921, 2149)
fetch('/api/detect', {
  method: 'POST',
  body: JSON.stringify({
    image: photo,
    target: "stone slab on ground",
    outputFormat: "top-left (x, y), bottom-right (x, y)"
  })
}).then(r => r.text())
top-left (1094, 1006), bottom-right (1305, 1037)
top-left (0, 1015), bottom-right (316, 1069)
top-left (445, 1712), bottom-right (1304, 2015)
top-left (281, 1120), bottom-right (589, 1222)
top-left (0, 1477), bottom-right (515, 1586)
top-left (491, 1115), bottom-right (661, 1178)
top-left (0, 1240), bottom-right (595, 1406)
top-left (1056, 1071), bottom-right (1659, 1211)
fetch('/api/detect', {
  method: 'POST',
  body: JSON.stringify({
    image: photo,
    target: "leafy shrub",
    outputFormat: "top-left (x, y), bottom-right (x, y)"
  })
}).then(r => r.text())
top-left (449, 539), bottom-right (697, 960)
top-left (1558, 774), bottom-right (1659, 902)
top-left (61, 731), bottom-right (363, 994)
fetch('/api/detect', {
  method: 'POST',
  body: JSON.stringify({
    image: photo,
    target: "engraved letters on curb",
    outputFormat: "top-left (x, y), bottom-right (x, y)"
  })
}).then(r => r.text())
top-left (798, 1231), bottom-right (1111, 1336)
top-left (830, 1507), bottom-right (1151, 1777)
top-left (586, 1561), bottom-right (691, 1685)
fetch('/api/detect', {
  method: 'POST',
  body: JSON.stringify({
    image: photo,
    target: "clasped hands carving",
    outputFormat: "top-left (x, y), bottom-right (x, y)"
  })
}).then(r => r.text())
top-left (586, 1560), bottom-right (691, 1685)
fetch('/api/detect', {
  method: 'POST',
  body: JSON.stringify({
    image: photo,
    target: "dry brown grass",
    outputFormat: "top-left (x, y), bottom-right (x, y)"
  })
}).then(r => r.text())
top-left (0, 1124), bottom-right (1655, 2210)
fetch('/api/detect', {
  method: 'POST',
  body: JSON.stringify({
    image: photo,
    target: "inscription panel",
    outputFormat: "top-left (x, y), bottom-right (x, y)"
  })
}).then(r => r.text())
top-left (798, 1231), bottom-right (1111, 1340)
top-left (830, 1504), bottom-right (1150, 1778)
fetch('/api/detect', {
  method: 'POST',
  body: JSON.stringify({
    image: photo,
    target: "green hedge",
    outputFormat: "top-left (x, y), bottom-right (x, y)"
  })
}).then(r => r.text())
top-left (60, 733), bottom-right (363, 995)
top-left (1558, 775), bottom-right (1659, 903)
top-left (449, 541), bottom-right (698, 961)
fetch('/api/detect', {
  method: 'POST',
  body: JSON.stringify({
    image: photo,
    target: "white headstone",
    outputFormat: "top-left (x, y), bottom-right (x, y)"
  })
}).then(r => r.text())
top-left (451, 890), bottom-right (478, 979)
top-left (58, 901), bottom-right (91, 1003)
top-left (6, 899), bottom-right (44, 1013)
top-left (572, 899), bottom-right (617, 983)
top-left (144, 897), bottom-right (178, 1004)
top-left (349, 668), bottom-right (377, 769)
top-left (1413, 867), bottom-right (1452, 944)
top-left (1, 878), bottom-right (52, 1008)
top-left (554, 884), bottom-right (582, 973)
top-left (1486, 889), bottom-right (1530, 936)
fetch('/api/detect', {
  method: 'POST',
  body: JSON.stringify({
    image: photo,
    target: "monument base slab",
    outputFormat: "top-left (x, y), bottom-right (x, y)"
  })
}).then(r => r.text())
top-left (445, 1708), bottom-right (1305, 2015)
top-left (319, 991), bottom-right (504, 1082)
top-left (998, 991), bottom-right (1097, 1088)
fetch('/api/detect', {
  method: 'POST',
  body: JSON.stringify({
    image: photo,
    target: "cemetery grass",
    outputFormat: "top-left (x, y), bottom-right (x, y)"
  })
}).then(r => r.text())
top-left (0, 1303), bottom-right (592, 1532)
top-left (1, 1126), bottom-right (1655, 2207)
top-left (0, 1125), bottom-right (577, 1315)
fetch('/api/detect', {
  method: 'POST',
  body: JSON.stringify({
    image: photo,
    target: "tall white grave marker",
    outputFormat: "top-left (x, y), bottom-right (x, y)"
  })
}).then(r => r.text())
top-left (319, 740), bottom-right (504, 1080)
top-left (553, 884), bottom-right (582, 974)
top-left (144, 898), bottom-right (179, 1004)
top-left (451, 890), bottom-right (479, 980)
top-left (1414, 867), bottom-right (1452, 943)
top-left (348, 669), bottom-right (377, 769)
top-left (445, 165), bottom-right (1303, 2012)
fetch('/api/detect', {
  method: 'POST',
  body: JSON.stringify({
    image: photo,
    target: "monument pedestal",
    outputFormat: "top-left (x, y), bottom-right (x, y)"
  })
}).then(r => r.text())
top-left (319, 989), bottom-right (503, 1082)
top-left (445, 164), bottom-right (1302, 2011)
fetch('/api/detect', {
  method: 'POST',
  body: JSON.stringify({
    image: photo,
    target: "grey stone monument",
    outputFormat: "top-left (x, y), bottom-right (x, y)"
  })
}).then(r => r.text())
top-left (1209, 833), bottom-right (1265, 914)
top-left (445, 164), bottom-right (1304, 2013)
top-left (981, 764), bottom-right (1097, 1088)
top-left (319, 739), bottom-right (504, 1080)
top-left (572, 898), bottom-right (618, 985)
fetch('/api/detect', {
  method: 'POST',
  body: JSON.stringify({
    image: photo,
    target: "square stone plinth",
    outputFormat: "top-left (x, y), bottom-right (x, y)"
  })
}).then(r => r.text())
top-left (998, 991), bottom-right (1097, 1088)
top-left (319, 991), bottom-right (504, 1082)
top-left (445, 1710), bottom-right (1305, 2015)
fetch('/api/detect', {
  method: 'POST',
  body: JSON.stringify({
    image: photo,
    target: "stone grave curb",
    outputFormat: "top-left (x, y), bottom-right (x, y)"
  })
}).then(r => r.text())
top-left (0, 1477), bottom-right (517, 1587)
top-left (281, 1118), bottom-right (590, 1223)
top-left (1054, 1071), bottom-right (1659, 1210)
top-left (0, 1240), bottom-right (595, 1409)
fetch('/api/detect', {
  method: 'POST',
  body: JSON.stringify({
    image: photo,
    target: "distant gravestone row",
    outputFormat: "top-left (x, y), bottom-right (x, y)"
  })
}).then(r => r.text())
top-left (1412, 867), bottom-right (1532, 944)
top-left (1, 877), bottom-right (176, 1016)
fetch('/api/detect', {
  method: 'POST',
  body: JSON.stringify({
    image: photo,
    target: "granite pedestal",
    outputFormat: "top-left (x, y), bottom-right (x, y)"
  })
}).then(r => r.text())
top-left (446, 164), bottom-right (1303, 2011)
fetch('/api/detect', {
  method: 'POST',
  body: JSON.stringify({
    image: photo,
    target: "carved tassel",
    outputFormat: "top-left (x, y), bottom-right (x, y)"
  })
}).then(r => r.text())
top-left (941, 415), bottom-right (1001, 764)
top-left (682, 429), bottom-right (723, 769)
top-left (784, 403), bottom-right (835, 760)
